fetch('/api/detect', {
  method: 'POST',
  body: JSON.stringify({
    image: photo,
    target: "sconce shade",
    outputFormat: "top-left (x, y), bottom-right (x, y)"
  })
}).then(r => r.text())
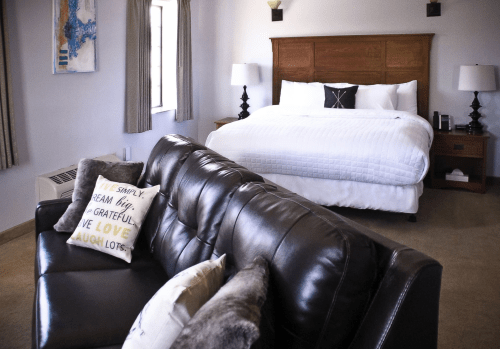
top-left (231, 63), bottom-right (259, 86)
top-left (458, 65), bottom-right (496, 92)
top-left (267, 1), bottom-right (281, 9)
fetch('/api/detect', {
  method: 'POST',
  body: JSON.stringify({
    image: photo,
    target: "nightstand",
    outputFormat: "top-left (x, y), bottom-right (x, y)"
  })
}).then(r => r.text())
top-left (430, 129), bottom-right (489, 193)
top-left (214, 117), bottom-right (238, 130)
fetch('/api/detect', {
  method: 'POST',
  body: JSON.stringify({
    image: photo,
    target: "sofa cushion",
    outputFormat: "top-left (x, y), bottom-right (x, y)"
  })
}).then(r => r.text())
top-left (34, 267), bottom-right (168, 349)
top-left (171, 256), bottom-right (269, 349)
top-left (122, 255), bottom-right (226, 349)
top-left (137, 134), bottom-right (207, 250)
top-left (146, 149), bottom-right (263, 279)
top-left (213, 182), bottom-right (377, 349)
top-left (66, 175), bottom-right (160, 263)
top-left (36, 230), bottom-right (159, 278)
top-left (54, 159), bottom-right (144, 233)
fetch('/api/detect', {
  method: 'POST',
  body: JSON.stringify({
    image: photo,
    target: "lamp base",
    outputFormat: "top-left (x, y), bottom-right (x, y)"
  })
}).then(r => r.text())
top-left (466, 122), bottom-right (483, 134)
top-left (238, 85), bottom-right (250, 120)
top-left (466, 91), bottom-right (484, 134)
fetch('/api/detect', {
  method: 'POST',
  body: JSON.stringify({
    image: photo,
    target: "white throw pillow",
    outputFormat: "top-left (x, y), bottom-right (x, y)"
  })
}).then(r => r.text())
top-left (279, 80), bottom-right (296, 106)
top-left (355, 84), bottom-right (398, 110)
top-left (279, 81), bottom-right (325, 108)
top-left (122, 255), bottom-right (227, 349)
top-left (396, 80), bottom-right (418, 114)
top-left (292, 82), bottom-right (325, 108)
top-left (66, 175), bottom-right (160, 263)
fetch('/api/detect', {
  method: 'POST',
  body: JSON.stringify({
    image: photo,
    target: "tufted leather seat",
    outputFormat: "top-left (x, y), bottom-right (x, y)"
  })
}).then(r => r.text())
top-left (33, 134), bottom-right (442, 349)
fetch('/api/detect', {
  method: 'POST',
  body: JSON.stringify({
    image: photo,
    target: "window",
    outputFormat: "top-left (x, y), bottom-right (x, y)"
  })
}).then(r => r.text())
top-left (151, 0), bottom-right (177, 114)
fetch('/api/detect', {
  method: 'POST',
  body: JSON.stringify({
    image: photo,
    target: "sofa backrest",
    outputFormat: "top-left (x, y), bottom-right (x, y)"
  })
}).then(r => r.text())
top-left (212, 182), bottom-right (442, 349)
top-left (212, 182), bottom-right (378, 349)
top-left (139, 135), bottom-right (263, 278)
top-left (139, 134), bottom-right (442, 349)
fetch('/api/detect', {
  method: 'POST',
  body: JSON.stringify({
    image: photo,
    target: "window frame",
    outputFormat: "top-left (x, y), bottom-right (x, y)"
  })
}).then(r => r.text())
top-left (151, 0), bottom-right (177, 115)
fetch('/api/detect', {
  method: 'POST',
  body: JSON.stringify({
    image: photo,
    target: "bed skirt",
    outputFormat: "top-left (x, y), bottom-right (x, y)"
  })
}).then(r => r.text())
top-left (260, 174), bottom-right (424, 214)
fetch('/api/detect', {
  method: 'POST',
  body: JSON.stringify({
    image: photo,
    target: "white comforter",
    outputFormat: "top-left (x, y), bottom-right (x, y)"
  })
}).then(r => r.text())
top-left (206, 106), bottom-right (434, 186)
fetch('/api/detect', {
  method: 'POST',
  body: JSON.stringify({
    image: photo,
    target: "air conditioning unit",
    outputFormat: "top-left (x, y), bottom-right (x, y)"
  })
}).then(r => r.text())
top-left (35, 154), bottom-right (122, 203)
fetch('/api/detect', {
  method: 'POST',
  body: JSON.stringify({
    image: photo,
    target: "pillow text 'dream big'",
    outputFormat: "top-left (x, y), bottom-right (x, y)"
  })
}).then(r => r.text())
top-left (122, 255), bottom-right (226, 349)
top-left (66, 175), bottom-right (159, 263)
top-left (54, 158), bottom-right (144, 232)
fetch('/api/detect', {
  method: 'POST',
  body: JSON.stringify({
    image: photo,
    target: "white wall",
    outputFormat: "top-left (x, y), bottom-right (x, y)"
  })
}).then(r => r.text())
top-left (0, 0), bottom-right (198, 232)
top-left (195, 0), bottom-right (500, 177)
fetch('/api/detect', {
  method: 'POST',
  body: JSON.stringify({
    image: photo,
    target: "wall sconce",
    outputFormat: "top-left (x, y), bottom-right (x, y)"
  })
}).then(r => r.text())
top-left (427, 0), bottom-right (441, 17)
top-left (268, 1), bottom-right (283, 21)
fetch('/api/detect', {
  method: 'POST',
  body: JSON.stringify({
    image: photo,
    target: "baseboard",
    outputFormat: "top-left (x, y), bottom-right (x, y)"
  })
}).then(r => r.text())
top-left (0, 219), bottom-right (35, 246)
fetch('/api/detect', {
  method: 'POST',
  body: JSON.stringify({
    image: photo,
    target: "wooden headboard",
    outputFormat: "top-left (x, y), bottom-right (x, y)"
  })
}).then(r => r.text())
top-left (271, 34), bottom-right (434, 118)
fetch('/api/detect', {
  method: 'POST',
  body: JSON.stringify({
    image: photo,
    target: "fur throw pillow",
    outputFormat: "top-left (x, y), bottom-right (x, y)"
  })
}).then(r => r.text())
top-left (53, 158), bottom-right (143, 232)
top-left (170, 256), bottom-right (269, 349)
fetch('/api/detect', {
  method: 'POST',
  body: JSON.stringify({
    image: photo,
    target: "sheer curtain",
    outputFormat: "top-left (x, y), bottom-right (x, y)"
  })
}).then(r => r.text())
top-left (176, 0), bottom-right (193, 122)
top-left (125, 0), bottom-right (152, 133)
top-left (0, 0), bottom-right (18, 170)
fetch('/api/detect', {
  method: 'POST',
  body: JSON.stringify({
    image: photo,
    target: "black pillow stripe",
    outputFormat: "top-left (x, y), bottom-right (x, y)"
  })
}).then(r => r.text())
top-left (324, 85), bottom-right (359, 109)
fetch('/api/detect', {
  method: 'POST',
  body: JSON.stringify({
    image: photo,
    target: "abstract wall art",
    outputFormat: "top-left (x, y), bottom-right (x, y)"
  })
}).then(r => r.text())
top-left (53, 0), bottom-right (96, 74)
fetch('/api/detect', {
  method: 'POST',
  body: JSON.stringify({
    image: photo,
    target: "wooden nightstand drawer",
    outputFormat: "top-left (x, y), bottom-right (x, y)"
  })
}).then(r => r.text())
top-left (430, 130), bottom-right (489, 194)
top-left (433, 136), bottom-right (484, 157)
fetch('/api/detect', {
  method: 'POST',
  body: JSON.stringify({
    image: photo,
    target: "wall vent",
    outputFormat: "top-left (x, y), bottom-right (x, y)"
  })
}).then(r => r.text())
top-left (35, 154), bottom-right (122, 203)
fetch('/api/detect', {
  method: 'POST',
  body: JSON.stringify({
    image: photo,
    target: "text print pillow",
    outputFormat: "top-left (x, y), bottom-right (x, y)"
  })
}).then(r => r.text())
top-left (67, 175), bottom-right (160, 263)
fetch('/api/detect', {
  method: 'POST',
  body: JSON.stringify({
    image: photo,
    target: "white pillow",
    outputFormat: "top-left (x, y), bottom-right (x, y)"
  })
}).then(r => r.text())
top-left (396, 80), bottom-right (418, 114)
top-left (279, 81), bottom-right (325, 108)
top-left (279, 80), bottom-right (296, 107)
top-left (292, 82), bottom-right (325, 108)
top-left (122, 255), bottom-right (226, 349)
top-left (66, 175), bottom-right (160, 263)
top-left (354, 84), bottom-right (398, 110)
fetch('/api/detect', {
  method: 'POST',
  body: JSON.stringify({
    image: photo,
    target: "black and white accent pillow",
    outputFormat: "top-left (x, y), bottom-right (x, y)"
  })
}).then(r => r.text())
top-left (324, 85), bottom-right (359, 109)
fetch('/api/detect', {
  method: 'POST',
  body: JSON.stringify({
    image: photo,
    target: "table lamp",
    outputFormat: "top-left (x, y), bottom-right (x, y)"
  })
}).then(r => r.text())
top-left (458, 65), bottom-right (496, 134)
top-left (231, 63), bottom-right (259, 119)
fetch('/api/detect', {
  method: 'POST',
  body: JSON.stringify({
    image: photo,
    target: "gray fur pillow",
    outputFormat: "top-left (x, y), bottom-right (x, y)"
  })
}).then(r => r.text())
top-left (53, 158), bottom-right (144, 232)
top-left (170, 256), bottom-right (269, 349)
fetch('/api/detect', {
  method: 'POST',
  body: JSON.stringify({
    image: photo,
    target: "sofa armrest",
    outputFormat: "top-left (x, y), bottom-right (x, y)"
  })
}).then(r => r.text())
top-left (35, 198), bottom-right (72, 237)
top-left (348, 248), bottom-right (442, 349)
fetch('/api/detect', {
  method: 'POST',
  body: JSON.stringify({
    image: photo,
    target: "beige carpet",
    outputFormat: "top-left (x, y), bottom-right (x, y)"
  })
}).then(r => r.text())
top-left (0, 231), bottom-right (35, 349)
top-left (1, 185), bottom-right (499, 349)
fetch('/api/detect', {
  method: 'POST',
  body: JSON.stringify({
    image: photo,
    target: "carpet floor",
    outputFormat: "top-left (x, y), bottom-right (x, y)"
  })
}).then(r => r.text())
top-left (1, 185), bottom-right (499, 349)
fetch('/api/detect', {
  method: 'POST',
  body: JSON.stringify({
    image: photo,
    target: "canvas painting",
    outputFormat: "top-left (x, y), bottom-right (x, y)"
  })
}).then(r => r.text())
top-left (53, 0), bottom-right (96, 74)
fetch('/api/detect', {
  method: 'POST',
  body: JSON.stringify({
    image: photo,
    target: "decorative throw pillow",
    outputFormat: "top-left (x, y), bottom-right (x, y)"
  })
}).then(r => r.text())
top-left (170, 256), bottom-right (269, 349)
top-left (122, 255), bottom-right (227, 349)
top-left (54, 158), bottom-right (144, 232)
top-left (66, 175), bottom-right (159, 262)
top-left (324, 85), bottom-right (359, 109)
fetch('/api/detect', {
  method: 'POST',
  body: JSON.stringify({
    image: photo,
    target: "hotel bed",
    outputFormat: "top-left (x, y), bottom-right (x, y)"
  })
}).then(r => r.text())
top-left (206, 34), bottom-right (435, 215)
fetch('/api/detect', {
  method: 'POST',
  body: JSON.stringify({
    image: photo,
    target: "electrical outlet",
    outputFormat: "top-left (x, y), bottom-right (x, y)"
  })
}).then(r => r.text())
top-left (124, 147), bottom-right (131, 161)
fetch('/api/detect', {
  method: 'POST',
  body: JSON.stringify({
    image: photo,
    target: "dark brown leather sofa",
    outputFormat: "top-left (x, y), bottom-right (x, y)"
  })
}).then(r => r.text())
top-left (33, 134), bottom-right (442, 349)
